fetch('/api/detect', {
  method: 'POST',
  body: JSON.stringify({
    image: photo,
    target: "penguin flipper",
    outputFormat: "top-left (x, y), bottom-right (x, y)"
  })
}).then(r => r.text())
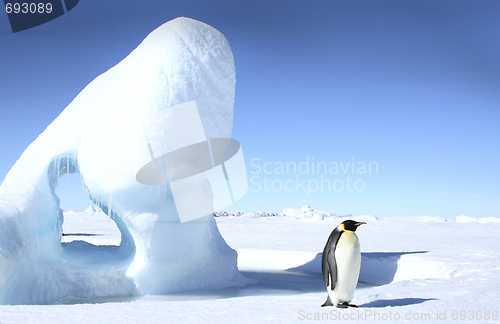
top-left (326, 248), bottom-right (337, 291)
top-left (322, 228), bottom-right (342, 291)
top-left (321, 295), bottom-right (333, 307)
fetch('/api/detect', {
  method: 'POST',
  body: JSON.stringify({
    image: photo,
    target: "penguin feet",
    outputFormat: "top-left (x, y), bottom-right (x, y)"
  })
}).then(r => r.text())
top-left (322, 297), bottom-right (358, 308)
top-left (339, 302), bottom-right (358, 308)
top-left (321, 296), bottom-right (334, 307)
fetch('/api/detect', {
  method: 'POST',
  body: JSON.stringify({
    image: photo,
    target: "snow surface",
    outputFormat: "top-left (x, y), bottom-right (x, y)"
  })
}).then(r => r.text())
top-left (0, 17), bottom-right (238, 304)
top-left (1, 208), bottom-right (499, 323)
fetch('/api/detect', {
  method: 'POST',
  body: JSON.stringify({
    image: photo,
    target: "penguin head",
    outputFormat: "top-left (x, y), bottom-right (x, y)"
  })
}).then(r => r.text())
top-left (339, 220), bottom-right (366, 232)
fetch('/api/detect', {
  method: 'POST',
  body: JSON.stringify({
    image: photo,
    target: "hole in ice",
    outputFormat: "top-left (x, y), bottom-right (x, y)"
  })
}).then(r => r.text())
top-left (55, 171), bottom-right (121, 246)
top-left (56, 172), bottom-right (89, 211)
top-left (60, 205), bottom-right (122, 246)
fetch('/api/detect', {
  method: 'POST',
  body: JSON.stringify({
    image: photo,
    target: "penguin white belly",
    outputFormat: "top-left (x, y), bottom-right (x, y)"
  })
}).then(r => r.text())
top-left (328, 231), bottom-right (361, 305)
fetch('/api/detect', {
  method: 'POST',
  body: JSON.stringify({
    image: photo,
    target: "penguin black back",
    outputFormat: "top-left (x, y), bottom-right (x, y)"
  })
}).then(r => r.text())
top-left (322, 225), bottom-right (342, 291)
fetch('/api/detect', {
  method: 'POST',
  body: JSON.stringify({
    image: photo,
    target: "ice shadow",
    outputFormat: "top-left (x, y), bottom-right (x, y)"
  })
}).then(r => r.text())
top-left (288, 251), bottom-right (429, 286)
top-left (57, 269), bottom-right (326, 305)
top-left (238, 269), bottom-right (325, 295)
top-left (359, 297), bottom-right (437, 308)
top-left (57, 251), bottom-right (431, 305)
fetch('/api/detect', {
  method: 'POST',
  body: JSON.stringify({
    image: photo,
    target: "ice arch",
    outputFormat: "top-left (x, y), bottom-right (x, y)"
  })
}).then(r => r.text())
top-left (0, 17), bottom-right (238, 304)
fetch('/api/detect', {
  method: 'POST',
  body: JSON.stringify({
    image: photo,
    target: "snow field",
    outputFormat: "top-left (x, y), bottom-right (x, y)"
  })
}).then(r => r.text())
top-left (2, 209), bottom-right (496, 323)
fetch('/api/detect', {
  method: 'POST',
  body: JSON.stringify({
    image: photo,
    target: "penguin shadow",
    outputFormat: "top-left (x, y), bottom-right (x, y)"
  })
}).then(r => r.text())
top-left (359, 297), bottom-right (437, 308)
top-left (287, 251), bottom-right (429, 286)
top-left (285, 251), bottom-right (436, 308)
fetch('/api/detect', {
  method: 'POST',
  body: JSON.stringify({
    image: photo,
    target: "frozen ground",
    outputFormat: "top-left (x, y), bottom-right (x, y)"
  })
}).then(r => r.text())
top-left (1, 208), bottom-right (499, 323)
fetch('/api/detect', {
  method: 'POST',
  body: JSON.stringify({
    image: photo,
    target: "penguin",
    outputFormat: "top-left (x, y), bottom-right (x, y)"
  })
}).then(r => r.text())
top-left (321, 220), bottom-right (365, 308)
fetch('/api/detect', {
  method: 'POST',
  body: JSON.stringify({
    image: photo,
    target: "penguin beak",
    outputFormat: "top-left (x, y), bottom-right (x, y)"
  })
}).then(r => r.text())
top-left (355, 222), bottom-right (366, 226)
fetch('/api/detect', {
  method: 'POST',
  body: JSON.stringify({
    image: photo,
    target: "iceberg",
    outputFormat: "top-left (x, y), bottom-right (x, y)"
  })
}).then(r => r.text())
top-left (0, 17), bottom-right (239, 304)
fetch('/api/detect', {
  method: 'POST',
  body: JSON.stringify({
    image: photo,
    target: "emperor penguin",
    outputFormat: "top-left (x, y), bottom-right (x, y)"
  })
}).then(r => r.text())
top-left (321, 220), bottom-right (365, 308)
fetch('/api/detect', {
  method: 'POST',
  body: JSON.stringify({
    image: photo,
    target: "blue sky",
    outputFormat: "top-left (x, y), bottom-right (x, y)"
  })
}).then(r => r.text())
top-left (0, 1), bottom-right (498, 218)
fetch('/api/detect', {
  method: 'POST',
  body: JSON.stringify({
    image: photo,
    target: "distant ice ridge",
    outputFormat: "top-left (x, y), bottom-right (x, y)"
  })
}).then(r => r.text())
top-left (83, 204), bottom-right (105, 215)
top-left (215, 207), bottom-right (500, 224)
top-left (456, 215), bottom-right (500, 223)
top-left (0, 17), bottom-right (238, 304)
top-left (214, 205), bottom-right (366, 222)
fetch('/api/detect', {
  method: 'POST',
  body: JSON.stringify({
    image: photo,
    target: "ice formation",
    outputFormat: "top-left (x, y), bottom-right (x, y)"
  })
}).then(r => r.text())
top-left (0, 17), bottom-right (238, 304)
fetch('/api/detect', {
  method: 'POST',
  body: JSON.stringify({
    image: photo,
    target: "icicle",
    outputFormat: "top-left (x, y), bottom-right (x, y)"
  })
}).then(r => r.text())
top-left (55, 156), bottom-right (58, 181)
top-left (58, 155), bottom-right (61, 181)
top-left (108, 192), bottom-right (113, 220)
top-left (66, 157), bottom-right (70, 184)
top-left (81, 176), bottom-right (85, 200)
